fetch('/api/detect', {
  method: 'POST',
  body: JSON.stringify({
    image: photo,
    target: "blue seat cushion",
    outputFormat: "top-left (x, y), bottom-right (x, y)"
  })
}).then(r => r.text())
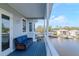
top-left (15, 35), bottom-right (33, 48)
top-left (15, 35), bottom-right (27, 44)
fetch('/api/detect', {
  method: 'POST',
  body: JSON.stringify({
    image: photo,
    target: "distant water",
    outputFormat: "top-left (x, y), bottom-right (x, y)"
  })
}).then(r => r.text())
top-left (50, 38), bottom-right (79, 56)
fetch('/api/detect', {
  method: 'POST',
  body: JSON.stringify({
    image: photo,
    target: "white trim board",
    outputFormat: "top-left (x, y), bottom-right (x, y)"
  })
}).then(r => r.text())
top-left (0, 8), bottom-right (14, 56)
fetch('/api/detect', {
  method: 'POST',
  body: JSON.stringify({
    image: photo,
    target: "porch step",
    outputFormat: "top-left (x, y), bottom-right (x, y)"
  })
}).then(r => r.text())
top-left (8, 40), bottom-right (46, 56)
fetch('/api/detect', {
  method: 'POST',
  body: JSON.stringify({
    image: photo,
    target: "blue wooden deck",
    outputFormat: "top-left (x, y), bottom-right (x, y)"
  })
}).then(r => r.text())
top-left (8, 40), bottom-right (46, 56)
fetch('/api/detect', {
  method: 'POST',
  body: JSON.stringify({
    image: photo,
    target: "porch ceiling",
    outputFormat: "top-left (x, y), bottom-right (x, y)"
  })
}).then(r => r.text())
top-left (8, 3), bottom-right (47, 19)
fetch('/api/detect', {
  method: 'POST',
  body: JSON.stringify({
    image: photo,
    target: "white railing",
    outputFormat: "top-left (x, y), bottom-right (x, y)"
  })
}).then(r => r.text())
top-left (44, 36), bottom-right (59, 56)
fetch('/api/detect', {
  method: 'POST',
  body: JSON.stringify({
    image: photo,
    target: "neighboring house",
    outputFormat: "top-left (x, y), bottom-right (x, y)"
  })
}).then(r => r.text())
top-left (69, 30), bottom-right (79, 38)
top-left (48, 30), bottom-right (58, 38)
top-left (49, 29), bottom-right (70, 38)
top-left (56, 29), bottom-right (70, 38)
top-left (52, 29), bottom-right (79, 39)
top-left (47, 29), bottom-right (79, 39)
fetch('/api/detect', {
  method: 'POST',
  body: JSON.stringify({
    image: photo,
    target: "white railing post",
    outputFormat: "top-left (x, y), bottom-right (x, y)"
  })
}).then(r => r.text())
top-left (0, 13), bottom-right (2, 55)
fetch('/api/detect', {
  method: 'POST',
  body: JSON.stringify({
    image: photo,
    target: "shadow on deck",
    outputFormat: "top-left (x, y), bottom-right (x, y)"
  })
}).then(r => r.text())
top-left (8, 40), bottom-right (46, 56)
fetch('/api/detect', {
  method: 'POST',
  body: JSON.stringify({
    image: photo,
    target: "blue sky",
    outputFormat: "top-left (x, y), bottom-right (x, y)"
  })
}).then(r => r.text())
top-left (3, 19), bottom-right (10, 28)
top-left (35, 3), bottom-right (79, 28)
top-left (35, 20), bottom-right (44, 28)
top-left (50, 3), bottom-right (79, 27)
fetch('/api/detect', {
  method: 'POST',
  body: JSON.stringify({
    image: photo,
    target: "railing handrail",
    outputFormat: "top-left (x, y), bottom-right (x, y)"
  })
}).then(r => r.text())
top-left (45, 37), bottom-right (59, 56)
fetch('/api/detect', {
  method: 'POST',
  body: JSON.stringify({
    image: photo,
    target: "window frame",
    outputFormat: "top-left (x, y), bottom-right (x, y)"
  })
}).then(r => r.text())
top-left (22, 19), bottom-right (26, 32)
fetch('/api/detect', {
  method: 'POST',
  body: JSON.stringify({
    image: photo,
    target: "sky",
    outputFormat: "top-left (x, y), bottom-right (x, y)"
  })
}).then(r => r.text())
top-left (3, 19), bottom-right (10, 28)
top-left (35, 20), bottom-right (44, 28)
top-left (35, 3), bottom-right (79, 28)
top-left (50, 3), bottom-right (79, 27)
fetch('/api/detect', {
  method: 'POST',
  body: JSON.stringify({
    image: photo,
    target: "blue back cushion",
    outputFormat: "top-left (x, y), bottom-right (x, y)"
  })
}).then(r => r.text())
top-left (16, 35), bottom-right (27, 44)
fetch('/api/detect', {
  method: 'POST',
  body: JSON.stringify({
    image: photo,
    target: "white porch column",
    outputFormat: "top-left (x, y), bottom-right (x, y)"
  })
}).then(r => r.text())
top-left (32, 20), bottom-right (37, 42)
top-left (0, 14), bottom-right (2, 55)
top-left (44, 4), bottom-right (59, 56)
top-left (45, 18), bottom-right (52, 56)
top-left (44, 4), bottom-right (51, 56)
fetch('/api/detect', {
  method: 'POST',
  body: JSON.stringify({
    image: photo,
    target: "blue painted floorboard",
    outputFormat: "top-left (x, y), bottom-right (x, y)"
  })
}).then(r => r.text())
top-left (8, 40), bottom-right (46, 56)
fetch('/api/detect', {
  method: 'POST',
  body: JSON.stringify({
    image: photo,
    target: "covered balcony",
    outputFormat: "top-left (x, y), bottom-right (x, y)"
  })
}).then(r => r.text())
top-left (1, 3), bottom-right (79, 56)
top-left (0, 3), bottom-right (58, 56)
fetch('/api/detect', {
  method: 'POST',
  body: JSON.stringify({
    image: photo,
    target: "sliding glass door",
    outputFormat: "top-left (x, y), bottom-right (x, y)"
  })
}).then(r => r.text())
top-left (0, 8), bottom-right (13, 56)
top-left (1, 14), bottom-right (10, 51)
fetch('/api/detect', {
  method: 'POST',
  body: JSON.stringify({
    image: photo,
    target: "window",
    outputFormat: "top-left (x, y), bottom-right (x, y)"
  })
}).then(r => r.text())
top-left (29, 22), bottom-right (32, 32)
top-left (1, 14), bottom-right (10, 51)
top-left (2, 14), bottom-right (10, 20)
top-left (23, 19), bottom-right (26, 32)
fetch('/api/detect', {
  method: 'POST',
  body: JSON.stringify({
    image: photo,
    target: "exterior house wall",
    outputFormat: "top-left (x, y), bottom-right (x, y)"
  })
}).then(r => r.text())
top-left (0, 4), bottom-right (27, 56)
top-left (0, 3), bottom-right (53, 56)
top-left (69, 30), bottom-right (78, 36)
top-left (27, 19), bottom-right (36, 41)
top-left (57, 30), bottom-right (70, 37)
top-left (0, 4), bottom-right (26, 38)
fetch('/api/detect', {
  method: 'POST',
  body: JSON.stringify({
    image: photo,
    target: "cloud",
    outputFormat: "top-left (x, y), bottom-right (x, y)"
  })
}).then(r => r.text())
top-left (50, 15), bottom-right (55, 19)
top-left (53, 15), bottom-right (66, 22)
top-left (49, 15), bottom-right (68, 27)
top-left (49, 15), bottom-right (66, 23)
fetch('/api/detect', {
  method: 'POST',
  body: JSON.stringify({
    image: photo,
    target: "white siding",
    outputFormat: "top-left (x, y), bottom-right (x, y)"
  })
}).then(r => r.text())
top-left (27, 20), bottom-right (36, 41)
top-left (0, 4), bottom-right (27, 55)
top-left (0, 4), bottom-right (26, 38)
top-left (0, 4), bottom-right (37, 56)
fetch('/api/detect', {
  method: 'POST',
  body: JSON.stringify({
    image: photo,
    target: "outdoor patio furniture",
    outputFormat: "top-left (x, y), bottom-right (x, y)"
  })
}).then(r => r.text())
top-left (14, 35), bottom-right (33, 50)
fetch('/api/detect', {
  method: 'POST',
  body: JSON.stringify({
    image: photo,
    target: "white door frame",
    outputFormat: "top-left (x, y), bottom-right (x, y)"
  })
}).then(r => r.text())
top-left (0, 8), bottom-right (13, 56)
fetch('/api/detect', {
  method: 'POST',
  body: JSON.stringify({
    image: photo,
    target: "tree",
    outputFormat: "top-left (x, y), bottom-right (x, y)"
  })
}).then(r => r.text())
top-left (2, 23), bottom-right (9, 33)
top-left (63, 26), bottom-right (79, 30)
top-left (48, 26), bottom-right (53, 32)
top-left (35, 25), bottom-right (44, 33)
top-left (52, 26), bottom-right (62, 30)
